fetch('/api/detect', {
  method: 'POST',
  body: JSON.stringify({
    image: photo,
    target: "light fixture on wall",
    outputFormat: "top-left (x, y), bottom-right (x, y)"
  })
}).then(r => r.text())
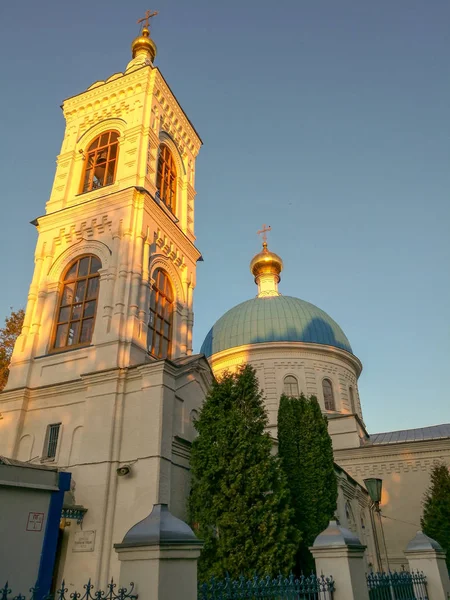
top-left (364, 477), bottom-right (390, 573)
top-left (0, 413), bottom-right (3, 420)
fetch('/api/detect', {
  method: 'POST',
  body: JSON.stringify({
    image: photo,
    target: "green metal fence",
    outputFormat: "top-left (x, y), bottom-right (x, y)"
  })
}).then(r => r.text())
top-left (198, 573), bottom-right (334, 600)
top-left (366, 571), bottom-right (428, 600)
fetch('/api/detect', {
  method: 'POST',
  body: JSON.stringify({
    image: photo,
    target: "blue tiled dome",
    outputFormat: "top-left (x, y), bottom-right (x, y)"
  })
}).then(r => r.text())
top-left (200, 296), bottom-right (352, 358)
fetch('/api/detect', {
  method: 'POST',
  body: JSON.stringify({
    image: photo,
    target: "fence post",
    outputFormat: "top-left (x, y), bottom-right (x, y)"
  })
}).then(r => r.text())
top-left (310, 519), bottom-right (369, 600)
top-left (114, 504), bottom-right (203, 600)
top-left (404, 531), bottom-right (450, 600)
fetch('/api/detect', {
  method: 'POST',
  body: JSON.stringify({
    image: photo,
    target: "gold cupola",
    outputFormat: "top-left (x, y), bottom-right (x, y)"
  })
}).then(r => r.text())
top-left (250, 226), bottom-right (283, 297)
top-left (131, 26), bottom-right (157, 63)
top-left (127, 10), bottom-right (158, 71)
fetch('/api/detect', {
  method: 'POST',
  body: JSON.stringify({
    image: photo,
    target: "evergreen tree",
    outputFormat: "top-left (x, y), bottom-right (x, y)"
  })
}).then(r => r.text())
top-left (421, 462), bottom-right (450, 568)
top-left (0, 308), bottom-right (24, 391)
top-left (189, 365), bottom-right (299, 582)
top-left (277, 393), bottom-right (337, 573)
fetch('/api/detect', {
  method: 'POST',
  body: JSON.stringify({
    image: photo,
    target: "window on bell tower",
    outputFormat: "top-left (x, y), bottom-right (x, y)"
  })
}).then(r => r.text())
top-left (81, 131), bottom-right (119, 193)
top-left (156, 144), bottom-right (177, 213)
top-left (148, 269), bottom-right (174, 359)
top-left (52, 255), bottom-right (101, 351)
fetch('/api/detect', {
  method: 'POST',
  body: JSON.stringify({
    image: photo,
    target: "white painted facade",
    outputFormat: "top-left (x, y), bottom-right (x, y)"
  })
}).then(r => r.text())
top-left (0, 30), bottom-right (213, 588)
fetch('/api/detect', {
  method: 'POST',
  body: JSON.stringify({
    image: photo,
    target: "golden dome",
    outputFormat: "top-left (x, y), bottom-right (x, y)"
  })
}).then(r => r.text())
top-left (250, 242), bottom-right (283, 282)
top-left (131, 27), bottom-right (157, 62)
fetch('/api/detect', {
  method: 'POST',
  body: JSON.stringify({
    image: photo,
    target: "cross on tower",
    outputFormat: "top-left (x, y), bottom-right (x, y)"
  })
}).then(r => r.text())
top-left (257, 224), bottom-right (272, 245)
top-left (137, 9), bottom-right (159, 30)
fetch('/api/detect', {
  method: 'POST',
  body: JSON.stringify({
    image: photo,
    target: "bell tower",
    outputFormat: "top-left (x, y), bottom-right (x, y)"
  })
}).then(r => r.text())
top-left (6, 13), bottom-right (202, 391)
top-left (0, 15), bottom-right (212, 587)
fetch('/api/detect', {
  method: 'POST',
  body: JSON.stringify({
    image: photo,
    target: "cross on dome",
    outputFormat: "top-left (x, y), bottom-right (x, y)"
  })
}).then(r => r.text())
top-left (137, 10), bottom-right (159, 31)
top-left (257, 224), bottom-right (272, 248)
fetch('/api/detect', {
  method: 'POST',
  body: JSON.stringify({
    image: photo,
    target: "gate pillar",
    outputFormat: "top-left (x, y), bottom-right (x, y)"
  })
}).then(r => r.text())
top-left (405, 531), bottom-right (450, 600)
top-left (310, 520), bottom-right (369, 600)
top-left (114, 504), bottom-right (202, 600)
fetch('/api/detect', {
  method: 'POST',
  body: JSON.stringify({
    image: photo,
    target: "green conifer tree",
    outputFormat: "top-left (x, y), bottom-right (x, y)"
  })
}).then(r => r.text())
top-left (421, 462), bottom-right (450, 568)
top-left (189, 365), bottom-right (299, 582)
top-left (277, 393), bottom-right (337, 573)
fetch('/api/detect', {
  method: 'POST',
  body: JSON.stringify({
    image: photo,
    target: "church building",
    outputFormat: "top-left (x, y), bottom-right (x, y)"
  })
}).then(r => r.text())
top-left (0, 13), bottom-right (449, 589)
top-left (201, 232), bottom-right (450, 570)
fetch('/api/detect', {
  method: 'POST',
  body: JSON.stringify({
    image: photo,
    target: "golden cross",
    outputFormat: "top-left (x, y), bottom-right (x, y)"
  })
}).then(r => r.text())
top-left (257, 224), bottom-right (272, 244)
top-left (137, 9), bottom-right (159, 29)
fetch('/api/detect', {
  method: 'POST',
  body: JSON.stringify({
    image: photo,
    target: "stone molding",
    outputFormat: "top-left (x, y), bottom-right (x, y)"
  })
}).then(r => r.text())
top-left (210, 341), bottom-right (362, 375)
top-left (47, 239), bottom-right (112, 281)
top-left (150, 254), bottom-right (186, 304)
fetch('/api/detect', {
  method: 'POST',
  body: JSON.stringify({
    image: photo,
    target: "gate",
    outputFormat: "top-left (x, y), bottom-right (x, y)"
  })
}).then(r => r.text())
top-left (198, 573), bottom-right (334, 600)
top-left (366, 571), bottom-right (428, 600)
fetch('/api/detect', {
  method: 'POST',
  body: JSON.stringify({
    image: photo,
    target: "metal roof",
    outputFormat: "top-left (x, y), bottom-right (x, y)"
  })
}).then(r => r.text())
top-left (201, 295), bottom-right (352, 357)
top-left (369, 424), bottom-right (450, 445)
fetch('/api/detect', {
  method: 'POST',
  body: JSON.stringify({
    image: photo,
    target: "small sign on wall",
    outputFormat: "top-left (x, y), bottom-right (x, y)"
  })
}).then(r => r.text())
top-left (73, 530), bottom-right (96, 552)
top-left (26, 512), bottom-right (44, 532)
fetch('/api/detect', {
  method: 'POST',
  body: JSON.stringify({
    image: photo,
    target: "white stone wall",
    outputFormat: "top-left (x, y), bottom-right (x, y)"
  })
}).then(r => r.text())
top-left (209, 341), bottom-right (363, 432)
top-left (335, 439), bottom-right (450, 569)
top-left (0, 357), bottom-right (212, 587)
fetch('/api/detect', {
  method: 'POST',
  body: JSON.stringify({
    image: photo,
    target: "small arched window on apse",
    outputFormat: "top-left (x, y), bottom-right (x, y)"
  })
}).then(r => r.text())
top-left (322, 378), bottom-right (336, 411)
top-left (349, 386), bottom-right (356, 414)
top-left (148, 269), bottom-right (174, 359)
top-left (81, 131), bottom-right (119, 193)
top-left (156, 144), bottom-right (177, 213)
top-left (52, 255), bottom-right (101, 350)
top-left (283, 375), bottom-right (299, 397)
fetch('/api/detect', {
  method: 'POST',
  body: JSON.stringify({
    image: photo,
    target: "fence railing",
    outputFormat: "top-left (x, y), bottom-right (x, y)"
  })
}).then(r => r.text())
top-left (0, 580), bottom-right (138, 600)
top-left (366, 571), bottom-right (428, 600)
top-left (198, 573), bottom-right (334, 600)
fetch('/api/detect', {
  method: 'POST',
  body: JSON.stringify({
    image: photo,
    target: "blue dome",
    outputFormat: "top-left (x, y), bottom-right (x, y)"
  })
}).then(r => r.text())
top-left (200, 295), bottom-right (352, 358)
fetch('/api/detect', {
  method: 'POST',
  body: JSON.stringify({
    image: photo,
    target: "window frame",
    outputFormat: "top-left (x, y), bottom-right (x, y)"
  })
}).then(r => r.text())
top-left (148, 269), bottom-right (174, 360)
top-left (349, 386), bottom-right (356, 414)
top-left (42, 423), bottom-right (61, 462)
top-left (156, 144), bottom-right (177, 214)
top-left (79, 130), bottom-right (119, 194)
top-left (50, 254), bottom-right (101, 353)
top-left (283, 375), bottom-right (300, 397)
top-left (322, 378), bottom-right (336, 411)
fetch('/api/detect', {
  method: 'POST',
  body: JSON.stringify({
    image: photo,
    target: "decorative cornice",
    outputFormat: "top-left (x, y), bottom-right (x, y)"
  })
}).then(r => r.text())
top-left (153, 69), bottom-right (202, 150)
top-left (209, 341), bottom-right (362, 376)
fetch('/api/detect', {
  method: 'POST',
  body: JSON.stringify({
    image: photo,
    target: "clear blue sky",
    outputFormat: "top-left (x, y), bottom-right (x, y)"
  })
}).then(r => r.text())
top-left (0, 0), bottom-right (449, 433)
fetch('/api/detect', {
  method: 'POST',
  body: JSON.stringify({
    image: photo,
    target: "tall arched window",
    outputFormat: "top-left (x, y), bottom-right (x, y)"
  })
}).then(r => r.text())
top-left (349, 386), bottom-right (356, 414)
top-left (156, 144), bottom-right (177, 213)
top-left (283, 375), bottom-right (299, 397)
top-left (81, 131), bottom-right (119, 193)
top-left (148, 269), bottom-right (174, 359)
top-left (323, 378), bottom-right (335, 411)
top-left (52, 255), bottom-right (101, 350)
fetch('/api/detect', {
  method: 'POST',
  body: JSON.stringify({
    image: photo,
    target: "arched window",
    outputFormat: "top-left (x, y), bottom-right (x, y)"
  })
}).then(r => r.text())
top-left (148, 269), bottom-right (174, 359)
top-left (323, 378), bottom-right (335, 411)
top-left (53, 255), bottom-right (101, 350)
top-left (81, 131), bottom-right (119, 193)
top-left (156, 144), bottom-right (177, 213)
top-left (349, 386), bottom-right (356, 414)
top-left (283, 375), bottom-right (299, 397)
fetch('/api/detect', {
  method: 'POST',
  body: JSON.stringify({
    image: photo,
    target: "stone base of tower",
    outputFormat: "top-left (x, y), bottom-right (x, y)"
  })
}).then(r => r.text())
top-left (0, 355), bottom-right (212, 587)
